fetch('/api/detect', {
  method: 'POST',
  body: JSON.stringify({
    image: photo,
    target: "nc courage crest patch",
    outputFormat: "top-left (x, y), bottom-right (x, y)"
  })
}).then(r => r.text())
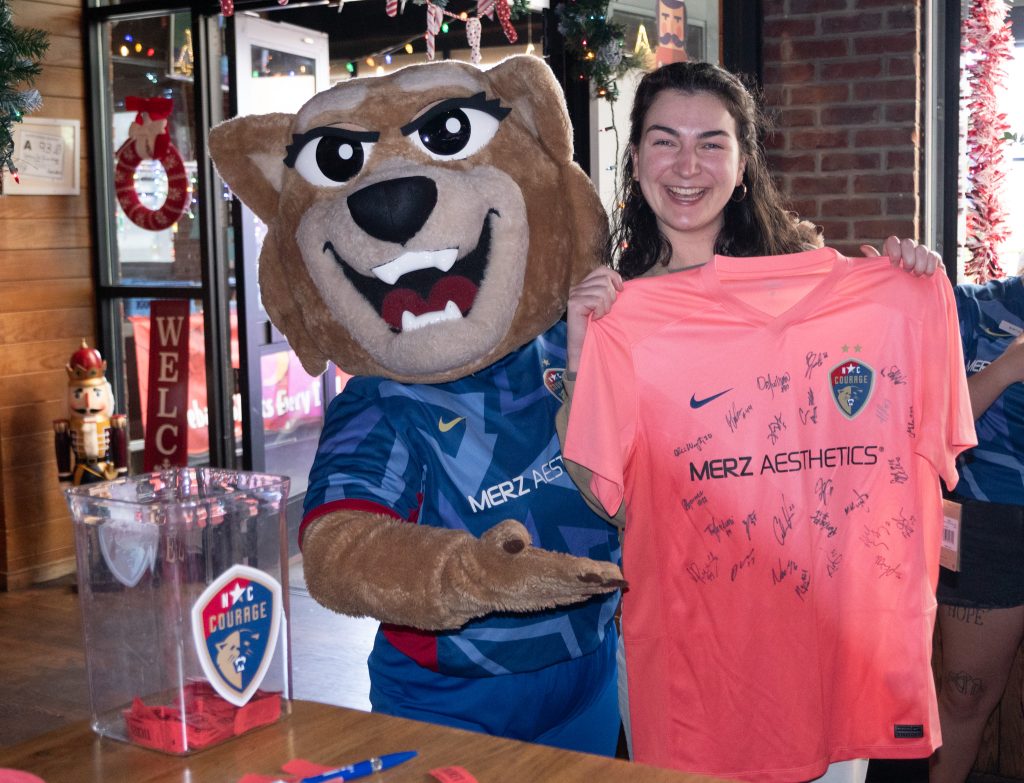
top-left (829, 359), bottom-right (875, 419)
top-left (191, 564), bottom-right (283, 706)
top-left (544, 367), bottom-right (565, 400)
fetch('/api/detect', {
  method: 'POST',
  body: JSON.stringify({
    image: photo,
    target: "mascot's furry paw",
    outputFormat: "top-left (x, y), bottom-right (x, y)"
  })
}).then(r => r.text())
top-left (302, 512), bottom-right (625, 631)
top-left (469, 518), bottom-right (626, 606)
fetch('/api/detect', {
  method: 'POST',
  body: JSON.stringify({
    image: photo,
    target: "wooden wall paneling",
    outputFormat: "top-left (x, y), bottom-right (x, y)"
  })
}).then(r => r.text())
top-left (0, 309), bottom-right (94, 344)
top-left (2, 430), bottom-right (57, 471)
top-left (0, 193), bottom-right (90, 220)
top-left (0, 281), bottom-right (93, 314)
top-left (0, 218), bottom-right (91, 251)
top-left (32, 65), bottom-right (85, 101)
top-left (3, 0), bottom-right (92, 590)
top-left (0, 371), bottom-right (69, 409)
top-left (0, 339), bottom-right (91, 377)
top-left (26, 96), bottom-right (86, 126)
top-left (4, 463), bottom-right (66, 502)
top-left (8, 3), bottom-right (80, 36)
top-left (8, 514), bottom-right (75, 562)
top-left (0, 399), bottom-right (66, 439)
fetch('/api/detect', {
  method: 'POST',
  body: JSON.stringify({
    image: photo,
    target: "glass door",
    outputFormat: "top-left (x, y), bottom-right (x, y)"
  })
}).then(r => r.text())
top-left (232, 15), bottom-right (330, 520)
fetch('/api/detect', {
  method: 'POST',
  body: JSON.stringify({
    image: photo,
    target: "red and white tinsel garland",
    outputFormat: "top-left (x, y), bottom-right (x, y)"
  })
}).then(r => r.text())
top-left (961, 0), bottom-right (1013, 282)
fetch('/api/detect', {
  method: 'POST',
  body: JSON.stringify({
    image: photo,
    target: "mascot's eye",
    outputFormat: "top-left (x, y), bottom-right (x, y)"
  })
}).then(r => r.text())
top-left (294, 137), bottom-right (373, 186)
top-left (403, 94), bottom-right (509, 161)
top-left (411, 108), bottom-right (499, 160)
top-left (284, 128), bottom-right (379, 187)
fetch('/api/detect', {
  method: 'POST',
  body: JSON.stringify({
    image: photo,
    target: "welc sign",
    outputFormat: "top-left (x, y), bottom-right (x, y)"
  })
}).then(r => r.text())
top-left (142, 300), bottom-right (190, 471)
top-left (131, 310), bottom-right (347, 458)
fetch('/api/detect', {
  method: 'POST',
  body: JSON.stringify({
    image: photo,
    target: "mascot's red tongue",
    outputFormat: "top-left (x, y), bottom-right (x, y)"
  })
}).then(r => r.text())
top-left (381, 276), bottom-right (478, 331)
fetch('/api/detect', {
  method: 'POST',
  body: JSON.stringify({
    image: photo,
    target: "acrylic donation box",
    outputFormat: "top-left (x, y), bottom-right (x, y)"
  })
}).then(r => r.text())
top-left (65, 468), bottom-right (292, 754)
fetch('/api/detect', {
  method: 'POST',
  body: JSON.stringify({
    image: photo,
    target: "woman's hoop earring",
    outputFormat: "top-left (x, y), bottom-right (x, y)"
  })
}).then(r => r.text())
top-left (731, 183), bottom-right (748, 203)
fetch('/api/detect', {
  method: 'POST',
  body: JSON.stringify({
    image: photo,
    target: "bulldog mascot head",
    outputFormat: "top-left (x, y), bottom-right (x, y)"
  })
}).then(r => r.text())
top-left (209, 56), bottom-right (625, 753)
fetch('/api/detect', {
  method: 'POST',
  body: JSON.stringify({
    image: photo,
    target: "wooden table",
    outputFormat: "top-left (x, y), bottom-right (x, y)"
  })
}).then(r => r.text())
top-left (0, 699), bottom-right (732, 782)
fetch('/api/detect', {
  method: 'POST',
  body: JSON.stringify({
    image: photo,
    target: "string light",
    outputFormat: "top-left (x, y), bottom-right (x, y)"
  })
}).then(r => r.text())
top-left (405, 43), bottom-right (414, 53)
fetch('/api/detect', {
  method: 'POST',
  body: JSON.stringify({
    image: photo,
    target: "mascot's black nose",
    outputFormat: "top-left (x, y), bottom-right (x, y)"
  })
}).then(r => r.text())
top-left (347, 176), bottom-right (437, 245)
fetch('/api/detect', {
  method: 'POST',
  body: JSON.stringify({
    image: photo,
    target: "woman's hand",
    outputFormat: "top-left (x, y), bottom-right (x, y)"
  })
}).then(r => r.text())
top-left (860, 236), bottom-right (944, 276)
top-left (566, 267), bottom-right (624, 374)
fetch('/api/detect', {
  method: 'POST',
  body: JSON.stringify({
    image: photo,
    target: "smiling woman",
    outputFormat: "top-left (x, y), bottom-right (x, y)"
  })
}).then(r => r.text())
top-left (558, 59), bottom-right (953, 783)
top-left (630, 90), bottom-right (745, 269)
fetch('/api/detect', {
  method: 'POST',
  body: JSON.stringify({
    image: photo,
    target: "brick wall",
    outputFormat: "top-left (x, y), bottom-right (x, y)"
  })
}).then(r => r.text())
top-left (760, 0), bottom-right (922, 254)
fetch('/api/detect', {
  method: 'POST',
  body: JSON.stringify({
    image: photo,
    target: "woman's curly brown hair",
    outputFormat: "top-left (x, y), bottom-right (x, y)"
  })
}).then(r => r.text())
top-left (611, 61), bottom-right (823, 280)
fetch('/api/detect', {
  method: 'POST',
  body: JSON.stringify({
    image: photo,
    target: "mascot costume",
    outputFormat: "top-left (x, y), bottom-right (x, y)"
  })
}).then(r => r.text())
top-left (209, 55), bottom-right (626, 754)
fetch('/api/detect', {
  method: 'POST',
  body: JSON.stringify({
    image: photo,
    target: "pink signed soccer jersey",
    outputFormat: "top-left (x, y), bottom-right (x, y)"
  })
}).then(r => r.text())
top-left (564, 247), bottom-right (975, 782)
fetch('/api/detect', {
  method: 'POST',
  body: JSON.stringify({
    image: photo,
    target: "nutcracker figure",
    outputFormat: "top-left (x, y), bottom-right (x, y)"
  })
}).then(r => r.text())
top-left (53, 340), bottom-right (128, 485)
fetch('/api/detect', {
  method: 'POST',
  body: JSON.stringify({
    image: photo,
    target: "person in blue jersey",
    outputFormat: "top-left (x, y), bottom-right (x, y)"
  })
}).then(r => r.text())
top-left (209, 57), bottom-right (625, 754)
top-left (932, 273), bottom-right (1024, 783)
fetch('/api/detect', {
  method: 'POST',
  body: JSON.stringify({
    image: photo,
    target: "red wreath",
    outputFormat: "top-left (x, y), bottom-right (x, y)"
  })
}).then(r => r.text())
top-left (115, 97), bottom-right (190, 232)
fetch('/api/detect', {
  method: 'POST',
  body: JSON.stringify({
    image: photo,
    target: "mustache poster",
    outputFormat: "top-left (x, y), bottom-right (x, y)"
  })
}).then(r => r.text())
top-left (656, 0), bottom-right (688, 66)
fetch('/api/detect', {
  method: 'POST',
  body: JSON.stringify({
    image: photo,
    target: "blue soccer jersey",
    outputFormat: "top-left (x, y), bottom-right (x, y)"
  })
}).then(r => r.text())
top-left (954, 276), bottom-right (1024, 504)
top-left (303, 321), bottom-right (620, 678)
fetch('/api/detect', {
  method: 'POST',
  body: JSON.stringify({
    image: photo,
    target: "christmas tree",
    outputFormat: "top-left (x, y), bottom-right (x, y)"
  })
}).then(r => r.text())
top-left (0, 0), bottom-right (49, 194)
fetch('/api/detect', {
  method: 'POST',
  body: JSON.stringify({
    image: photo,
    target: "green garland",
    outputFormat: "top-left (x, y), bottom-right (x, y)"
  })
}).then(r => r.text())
top-left (0, 0), bottom-right (48, 190)
top-left (555, 0), bottom-right (641, 102)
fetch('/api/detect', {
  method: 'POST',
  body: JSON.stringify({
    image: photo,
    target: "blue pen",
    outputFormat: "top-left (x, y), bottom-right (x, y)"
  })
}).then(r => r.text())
top-left (297, 751), bottom-right (418, 783)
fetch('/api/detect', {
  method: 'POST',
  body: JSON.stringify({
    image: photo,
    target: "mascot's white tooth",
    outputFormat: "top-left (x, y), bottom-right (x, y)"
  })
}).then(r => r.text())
top-left (373, 248), bottom-right (459, 285)
top-left (435, 249), bottom-right (458, 272)
top-left (401, 301), bottom-right (465, 332)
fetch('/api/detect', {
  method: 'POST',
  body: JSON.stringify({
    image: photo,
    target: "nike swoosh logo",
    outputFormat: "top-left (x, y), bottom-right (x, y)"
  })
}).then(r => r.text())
top-left (981, 326), bottom-right (1015, 339)
top-left (438, 416), bottom-right (465, 432)
top-left (690, 389), bottom-right (732, 409)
